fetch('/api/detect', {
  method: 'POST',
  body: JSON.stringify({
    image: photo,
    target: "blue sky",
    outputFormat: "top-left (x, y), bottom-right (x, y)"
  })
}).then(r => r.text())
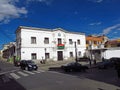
top-left (0, 0), bottom-right (120, 49)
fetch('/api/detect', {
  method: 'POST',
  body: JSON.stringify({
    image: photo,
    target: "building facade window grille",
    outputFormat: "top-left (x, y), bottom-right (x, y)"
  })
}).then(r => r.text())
top-left (77, 39), bottom-right (80, 45)
top-left (78, 51), bottom-right (81, 57)
top-left (70, 52), bottom-right (73, 57)
top-left (31, 53), bottom-right (37, 59)
top-left (58, 38), bottom-right (62, 44)
top-left (69, 39), bottom-right (73, 44)
top-left (45, 53), bottom-right (50, 59)
top-left (31, 37), bottom-right (36, 44)
top-left (44, 37), bottom-right (49, 44)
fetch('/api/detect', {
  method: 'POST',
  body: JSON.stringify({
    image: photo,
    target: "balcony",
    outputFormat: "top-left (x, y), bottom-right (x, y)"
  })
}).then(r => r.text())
top-left (57, 44), bottom-right (65, 49)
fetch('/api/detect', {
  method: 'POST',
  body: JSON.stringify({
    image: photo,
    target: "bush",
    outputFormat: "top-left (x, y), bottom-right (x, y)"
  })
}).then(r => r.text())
top-left (7, 57), bottom-right (14, 63)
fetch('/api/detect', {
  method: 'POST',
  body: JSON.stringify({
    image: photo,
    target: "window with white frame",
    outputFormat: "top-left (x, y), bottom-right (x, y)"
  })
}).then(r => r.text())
top-left (70, 52), bottom-right (73, 57)
top-left (45, 53), bottom-right (50, 59)
top-left (58, 38), bottom-right (62, 44)
top-left (31, 37), bottom-right (36, 44)
top-left (69, 39), bottom-right (73, 44)
top-left (44, 37), bottom-right (49, 44)
top-left (31, 53), bottom-right (37, 59)
top-left (78, 51), bottom-right (81, 57)
top-left (77, 39), bottom-right (80, 45)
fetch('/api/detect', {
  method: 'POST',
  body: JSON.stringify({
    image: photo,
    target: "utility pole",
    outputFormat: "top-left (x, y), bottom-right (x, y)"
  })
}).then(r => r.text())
top-left (74, 42), bottom-right (78, 62)
top-left (44, 48), bottom-right (46, 64)
top-left (89, 44), bottom-right (92, 67)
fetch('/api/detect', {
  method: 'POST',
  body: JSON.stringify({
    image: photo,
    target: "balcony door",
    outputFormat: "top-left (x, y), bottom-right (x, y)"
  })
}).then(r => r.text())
top-left (58, 38), bottom-right (62, 44)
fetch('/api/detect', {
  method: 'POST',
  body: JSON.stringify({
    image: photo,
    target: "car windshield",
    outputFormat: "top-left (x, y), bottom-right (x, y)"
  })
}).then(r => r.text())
top-left (67, 62), bottom-right (75, 66)
top-left (67, 62), bottom-right (80, 66)
top-left (27, 61), bottom-right (35, 64)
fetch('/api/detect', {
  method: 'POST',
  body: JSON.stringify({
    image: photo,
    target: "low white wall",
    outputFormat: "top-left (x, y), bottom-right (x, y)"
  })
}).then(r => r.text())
top-left (104, 49), bottom-right (120, 59)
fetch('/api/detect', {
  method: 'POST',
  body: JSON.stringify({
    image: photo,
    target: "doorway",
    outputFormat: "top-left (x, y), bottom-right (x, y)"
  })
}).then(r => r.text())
top-left (57, 51), bottom-right (63, 61)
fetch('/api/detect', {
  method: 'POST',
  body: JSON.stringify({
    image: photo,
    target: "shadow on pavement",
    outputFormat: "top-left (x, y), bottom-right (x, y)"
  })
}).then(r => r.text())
top-left (0, 74), bottom-right (26, 90)
top-left (49, 67), bottom-right (62, 72)
top-left (48, 66), bottom-right (120, 87)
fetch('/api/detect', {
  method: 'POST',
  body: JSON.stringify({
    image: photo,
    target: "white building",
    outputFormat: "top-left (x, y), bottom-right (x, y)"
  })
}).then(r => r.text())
top-left (103, 47), bottom-right (120, 59)
top-left (16, 26), bottom-right (86, 61)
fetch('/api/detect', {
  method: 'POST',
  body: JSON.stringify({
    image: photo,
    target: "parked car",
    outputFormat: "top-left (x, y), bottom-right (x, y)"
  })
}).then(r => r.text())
top-left (110, 57), bottom-right (120, 64)
top-left (97, 60), bottom-right (113, 69)
top-left (20, 60), bottom-right (38, 71)
top-left (78, 57), bottom-right (90, 62)
top-left (110, 57), bottom-right (120, 69)
top-left (61, 62), bottom-right (89, 72)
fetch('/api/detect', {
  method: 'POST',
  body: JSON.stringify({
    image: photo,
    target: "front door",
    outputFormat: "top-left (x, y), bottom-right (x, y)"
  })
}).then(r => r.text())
top-left (57, 51), bottom-right (63, 61)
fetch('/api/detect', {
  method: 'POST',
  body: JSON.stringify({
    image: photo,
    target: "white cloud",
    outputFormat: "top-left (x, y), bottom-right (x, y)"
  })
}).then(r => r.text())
top-left (88, 0), bottom-right (104, 3)
top-left (89, 22), bottom-right (102, 26)
top-left (0, 0), bottom-right (53, 24)
top-left (0, 0), bottom-right (27, 24)
top-left (102, 24), bottom-right (120, 35)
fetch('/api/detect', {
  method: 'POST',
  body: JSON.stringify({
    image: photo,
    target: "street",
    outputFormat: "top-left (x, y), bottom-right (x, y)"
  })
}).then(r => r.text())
top-left (0, 61), bottom-right (120, 90)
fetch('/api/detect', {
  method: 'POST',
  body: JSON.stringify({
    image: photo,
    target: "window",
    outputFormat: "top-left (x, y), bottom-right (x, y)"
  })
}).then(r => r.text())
top-left (77, 39), bottom-right (80, 45)
top-left (31, 53), bottom-right (37, 59)
top-left (69, 39), bottom-right (73, 44)
top-left (89, 41), bottom-right (92, 45)
top-left (45, 53), bottom-right (50, 59)
top-left (70, 52), bottom-right (73, 57)
top-left (94, 41), bottom-right (97, 44)
top-left (58, 38), bottom-right (62, 44)
top-left (31, 37), bottom-right (36, 44)
top-left (78, 51), bottom-right (81, 57)
top-left (44, 37), bottom-right (49, 44)
top-left (86, 41), bottom-right (89, 44)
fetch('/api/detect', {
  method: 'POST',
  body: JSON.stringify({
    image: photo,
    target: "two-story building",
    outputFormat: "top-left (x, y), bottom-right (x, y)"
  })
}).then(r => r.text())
top-left (86, 35), bottom-right (108, 49)
top-left (85, 35), bottom-right (108, 60)
top-left (16, 26), bottom-right (86, 62)
top-left (105, 39), bottom-right (120, 48)
top-left (0, 50), bottom-right (2, 59)
top-left (2, 42), bottom-right (16, 61)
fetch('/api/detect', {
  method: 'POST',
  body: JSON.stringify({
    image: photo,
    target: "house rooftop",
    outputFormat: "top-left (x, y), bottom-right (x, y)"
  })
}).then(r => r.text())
top-left (16, 26), bottom-right (85, 35)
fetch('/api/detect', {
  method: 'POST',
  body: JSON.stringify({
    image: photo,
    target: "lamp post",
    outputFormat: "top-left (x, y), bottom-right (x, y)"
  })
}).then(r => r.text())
top-left (44, 48), bottom-right (46, 64)
top-left (89, 44), bottom-right (92, 66)
top-left (74, 42), bottom-right (78, 62)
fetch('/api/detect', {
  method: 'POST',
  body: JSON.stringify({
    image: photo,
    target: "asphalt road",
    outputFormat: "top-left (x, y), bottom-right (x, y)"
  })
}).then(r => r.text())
top-left (0, 60), bottom-right (120, 90)
top-left (0, 69), bottom-right (120, 90)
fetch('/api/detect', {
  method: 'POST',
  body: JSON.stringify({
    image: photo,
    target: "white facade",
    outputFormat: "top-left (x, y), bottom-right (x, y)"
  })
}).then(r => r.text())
top-left (16, 26), bottom-right (86, 61)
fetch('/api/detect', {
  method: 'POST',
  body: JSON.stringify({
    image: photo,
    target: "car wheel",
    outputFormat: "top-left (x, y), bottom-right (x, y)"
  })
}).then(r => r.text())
top-left (65, 69), bottom-right (70, 72)
top-left (35, 68), bottom-right (38, 70)
top-left (70, 69), bottom-right (73, 72)
top-left (23, 67), bottom-right (26, 70)
top-left (21, 66), bottom-right (25, 70)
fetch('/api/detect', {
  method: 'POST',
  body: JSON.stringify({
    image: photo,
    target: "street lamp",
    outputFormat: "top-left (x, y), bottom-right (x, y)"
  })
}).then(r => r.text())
top-left (74, 41), bottom-right (78, 62)
top-left (44, 48), bottom-right (46, 64)
top-left (89, 44), bottom-right (92, 66)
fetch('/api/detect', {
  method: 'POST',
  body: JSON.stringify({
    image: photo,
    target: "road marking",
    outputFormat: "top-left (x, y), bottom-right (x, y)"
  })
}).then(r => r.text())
top-left (17, 71), bottom-right (28, 76)
top-left (10, 73), bottom-right (20, 79)
top-left (0, 69), bottom-right (20, 75)
top-left (33, 71), bottom-right (41, 73)
top-left (23, 70), bottom-right (35, 74)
